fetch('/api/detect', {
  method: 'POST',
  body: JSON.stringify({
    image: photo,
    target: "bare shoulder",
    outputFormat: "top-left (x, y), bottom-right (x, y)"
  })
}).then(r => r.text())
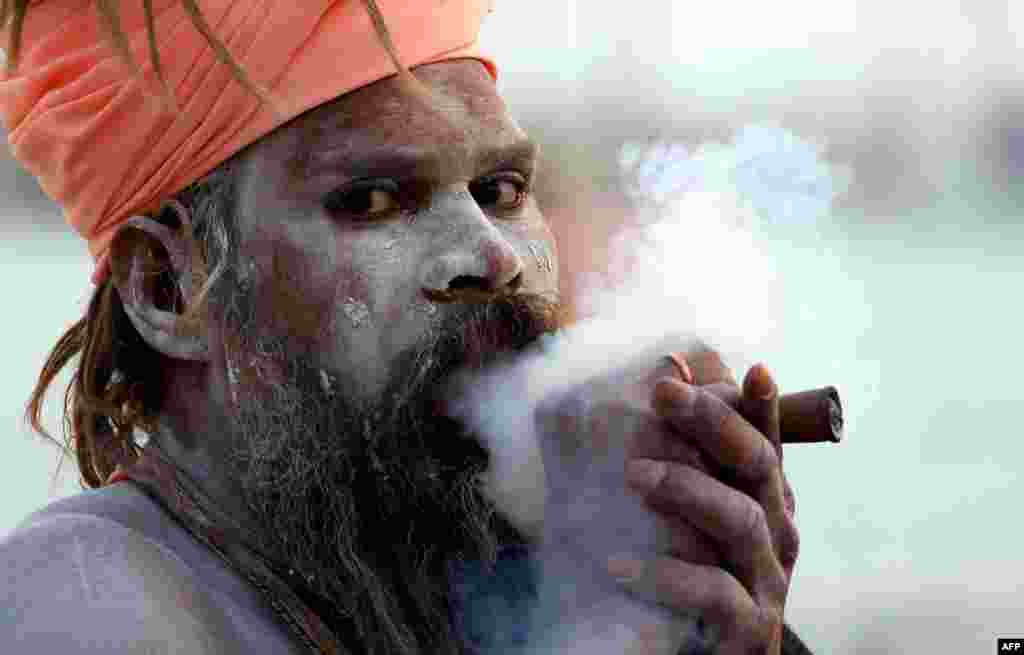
top-left (1, 499), bottom-right (242, 655)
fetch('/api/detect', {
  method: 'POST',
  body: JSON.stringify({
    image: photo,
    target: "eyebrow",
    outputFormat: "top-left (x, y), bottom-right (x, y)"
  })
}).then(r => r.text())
top-left (476, 137), bottom-right (540, 175)
top-left (302, 136), bottom-right (539, 183)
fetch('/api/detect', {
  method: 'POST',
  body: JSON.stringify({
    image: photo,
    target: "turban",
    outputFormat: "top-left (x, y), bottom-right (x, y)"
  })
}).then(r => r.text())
top-left (0, 0), bottom-right (497, 283)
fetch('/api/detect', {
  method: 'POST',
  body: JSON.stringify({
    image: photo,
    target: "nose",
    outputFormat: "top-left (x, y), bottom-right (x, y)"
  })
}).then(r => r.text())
top-left (419, 191), bottom-right (524, 302)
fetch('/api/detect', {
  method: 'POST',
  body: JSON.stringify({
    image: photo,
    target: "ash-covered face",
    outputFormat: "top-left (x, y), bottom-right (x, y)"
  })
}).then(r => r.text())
top-left (227, 59), bottom-right (559, 399)
top-left (204, 60), bottom-right (562, 653)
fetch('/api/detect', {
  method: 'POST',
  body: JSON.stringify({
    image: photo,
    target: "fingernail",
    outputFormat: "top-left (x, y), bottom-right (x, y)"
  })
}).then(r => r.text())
top-left (626, 458), bottom-right (667, 491)
top-left (606, 556), bottom-right (644, 582)
top-left (750, 363), bottom-right (777, 400)
top-left (667, 353), bottom-right (694, 384)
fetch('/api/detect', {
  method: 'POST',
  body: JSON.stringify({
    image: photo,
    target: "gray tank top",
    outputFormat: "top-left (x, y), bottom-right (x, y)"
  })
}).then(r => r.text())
top-left (1, 483), bottom-right (302, 654)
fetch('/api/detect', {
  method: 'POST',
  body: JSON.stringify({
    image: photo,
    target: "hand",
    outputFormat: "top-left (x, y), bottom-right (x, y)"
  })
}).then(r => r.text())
top-left (533, 346), bottom-right (799, 655)
top-left (615, 349), bottom-right (799, 654)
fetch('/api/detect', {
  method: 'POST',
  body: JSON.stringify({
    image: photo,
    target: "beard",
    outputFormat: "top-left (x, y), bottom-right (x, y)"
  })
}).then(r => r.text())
top-left (219, 290), bottom-right (562, 655)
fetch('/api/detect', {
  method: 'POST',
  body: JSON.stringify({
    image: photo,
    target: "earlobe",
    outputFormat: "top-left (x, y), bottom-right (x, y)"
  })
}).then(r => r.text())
top-left (111, 211), bottom-right (211, 362)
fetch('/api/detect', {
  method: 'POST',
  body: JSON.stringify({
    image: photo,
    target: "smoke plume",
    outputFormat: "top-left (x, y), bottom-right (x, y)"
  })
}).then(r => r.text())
top-left (450, 124), bottom-right (849, 654)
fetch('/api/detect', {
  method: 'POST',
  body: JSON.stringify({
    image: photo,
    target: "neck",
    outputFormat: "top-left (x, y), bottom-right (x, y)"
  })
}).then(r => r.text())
top-left (148, 357), bottom-right (264, 540)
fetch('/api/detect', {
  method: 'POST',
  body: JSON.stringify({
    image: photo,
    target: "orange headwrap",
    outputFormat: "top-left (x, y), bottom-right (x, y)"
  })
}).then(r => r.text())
top-left (0, 0), bottom-right (497, 283)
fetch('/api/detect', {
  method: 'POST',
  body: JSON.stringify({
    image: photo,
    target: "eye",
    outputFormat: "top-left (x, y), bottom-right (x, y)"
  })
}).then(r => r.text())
top-left (470, 173), bottom-right (528, 213)
top-left (323, 179), bottom-right (401, 221)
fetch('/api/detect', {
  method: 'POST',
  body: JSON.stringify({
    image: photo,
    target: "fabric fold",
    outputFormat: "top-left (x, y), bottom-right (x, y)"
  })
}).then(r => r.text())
top-left (0, 0), bottom-right (496, 283)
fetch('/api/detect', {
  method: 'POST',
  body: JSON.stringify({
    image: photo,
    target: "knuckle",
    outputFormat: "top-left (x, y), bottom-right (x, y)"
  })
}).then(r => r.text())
top-left (754, 605), bottom-right (784, 645)
top-left (668, 522), bottom-right (722, 566)
top-left (729, 606), bottom-right (783, 655)
top-left (701, 572), bottom-right (742, 628)
top-left (694, 388), bottom-right (729, 437)
top-left (779, 520), bottom-right (801, 571)
top-left (737, 500), bottom-right (770, 545)
top-left (743, 434), bottom-right (779, 482)
top-left (704, 382), bottom-right (743, 405)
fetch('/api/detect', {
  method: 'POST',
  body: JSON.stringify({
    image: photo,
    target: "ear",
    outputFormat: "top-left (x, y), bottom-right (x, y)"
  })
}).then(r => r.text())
top-left (110, 206), bottom-right (211, 362)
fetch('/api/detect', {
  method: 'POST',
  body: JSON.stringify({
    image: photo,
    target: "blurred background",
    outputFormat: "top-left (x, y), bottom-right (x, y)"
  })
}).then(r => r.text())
top-left (2, 1), bottom-right (1021, 652)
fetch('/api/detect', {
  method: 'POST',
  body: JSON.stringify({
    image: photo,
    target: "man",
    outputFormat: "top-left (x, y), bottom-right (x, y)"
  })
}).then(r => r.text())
top-left (2, 1), bottom-right (812, 654)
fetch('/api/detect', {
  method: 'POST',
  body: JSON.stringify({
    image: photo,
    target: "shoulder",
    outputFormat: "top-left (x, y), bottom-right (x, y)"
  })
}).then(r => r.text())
top-left (0, 486), bottom-right (242, 654)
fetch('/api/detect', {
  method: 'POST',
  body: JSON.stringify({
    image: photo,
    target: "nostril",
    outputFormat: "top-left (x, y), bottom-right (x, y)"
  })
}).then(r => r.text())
top-left (506, 272), bottom-right (523, 292)
top-left (446, 272), bottom-right (522, 294)
top-left (448, 275), bottom-right (488, 292)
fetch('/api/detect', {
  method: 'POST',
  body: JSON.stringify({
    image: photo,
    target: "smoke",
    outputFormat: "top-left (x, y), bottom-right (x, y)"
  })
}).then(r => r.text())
top-left (449, 124), bottom-right (849, 654)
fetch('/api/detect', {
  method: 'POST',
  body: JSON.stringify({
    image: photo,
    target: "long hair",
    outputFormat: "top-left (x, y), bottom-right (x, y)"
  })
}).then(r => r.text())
top-left (26, 166), bottom-right (240, 488)
top-left (16, 0), bottom-right (415, 488)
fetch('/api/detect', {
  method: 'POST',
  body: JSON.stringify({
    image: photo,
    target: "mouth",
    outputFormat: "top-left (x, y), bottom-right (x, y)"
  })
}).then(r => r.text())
top-left (413, 292), bottom-right (562, 459)
top-left (422, 287), bottom-right (522, 305)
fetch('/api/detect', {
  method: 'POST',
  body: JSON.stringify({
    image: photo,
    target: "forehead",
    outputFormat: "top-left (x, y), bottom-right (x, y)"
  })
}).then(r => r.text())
top-left (271, 59), bottom-right (526, 175)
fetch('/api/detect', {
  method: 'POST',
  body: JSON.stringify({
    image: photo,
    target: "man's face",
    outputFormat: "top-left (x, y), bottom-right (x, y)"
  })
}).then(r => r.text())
top-left (201, 60), bottom-right (561, 651)
top-left (229, 59), bottom-right (559, 398)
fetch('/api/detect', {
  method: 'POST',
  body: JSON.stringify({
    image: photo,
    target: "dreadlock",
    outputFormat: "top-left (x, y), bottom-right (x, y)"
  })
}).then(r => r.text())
top-left (26, 166), bottom-right (241, 488)
top-left (18, 0), bottom-right (417, 488)
top-left (2, 0), bottom-right (419, 106)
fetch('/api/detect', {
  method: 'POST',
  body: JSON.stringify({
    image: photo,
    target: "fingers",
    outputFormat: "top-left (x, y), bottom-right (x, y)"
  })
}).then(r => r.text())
top-left (628, 419), bottom-right (708, 472)
top-left (651, 377), bottom-right (799, 574)
top-left (604, 554), bottom-right (783, 653)
top-left (625, 459), bottom-right (785, 601)
top-left (740, 363), bottom-right (782, 462)
top-left (733, 364), bottom-right (798, 562)
top-left (645, 496), bottom-right (722, 567)
top-left (652, 380), bottom-right (780, 491)
top-left (738, 364), bottom-right (798, 533)
top-left (626, 378), bottom-right (738, 465)
top-left (606, 554), bottom-right (751, 625)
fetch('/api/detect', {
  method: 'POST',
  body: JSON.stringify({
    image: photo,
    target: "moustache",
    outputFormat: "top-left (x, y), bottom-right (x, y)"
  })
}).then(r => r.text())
top-left (427, 292), bottom-right (564, 374)
top-left (388, 293), bottom-right (561, 459)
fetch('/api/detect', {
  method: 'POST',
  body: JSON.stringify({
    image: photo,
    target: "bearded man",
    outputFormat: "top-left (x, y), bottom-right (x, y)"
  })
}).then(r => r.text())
top-left (1, 2), bottom-right (813, 654)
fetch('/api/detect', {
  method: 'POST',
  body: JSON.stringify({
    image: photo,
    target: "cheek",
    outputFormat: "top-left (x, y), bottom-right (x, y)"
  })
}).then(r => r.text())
top-left (330, 261), bottom-right (373, 330)
top-left (325, 240), bottom-right (440, 382)
top-left (503, 216), bottom-right (559, 292)
top-left (238, 235), bottom-right (354, 347)
top-left (217, 322), bottom-right (290, 412)
top-left (338, 242), bottom-right (414, 328)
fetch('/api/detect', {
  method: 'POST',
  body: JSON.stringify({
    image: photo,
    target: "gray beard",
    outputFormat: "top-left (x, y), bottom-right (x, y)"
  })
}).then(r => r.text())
top-left (221, 293), bottom-right (560, 655)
